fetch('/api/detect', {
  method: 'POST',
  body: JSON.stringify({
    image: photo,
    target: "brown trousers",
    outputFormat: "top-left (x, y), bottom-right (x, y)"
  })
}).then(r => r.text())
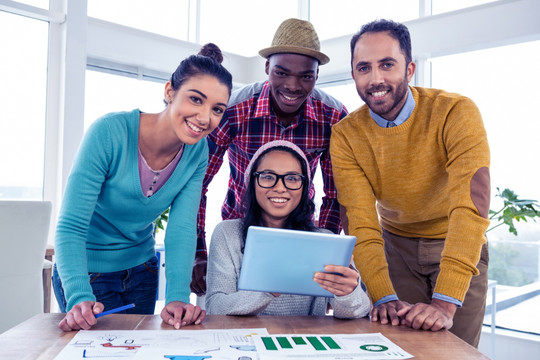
top-left (383, 229), bottom-right (489, 347)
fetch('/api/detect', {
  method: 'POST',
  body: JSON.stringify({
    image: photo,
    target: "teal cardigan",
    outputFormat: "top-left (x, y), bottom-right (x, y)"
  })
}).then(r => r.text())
top-left (55, 109), bottom-right (207, 310)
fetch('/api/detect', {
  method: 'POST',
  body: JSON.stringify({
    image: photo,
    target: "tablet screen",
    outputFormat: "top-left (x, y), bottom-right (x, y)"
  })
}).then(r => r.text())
top-left (238, 226), bottom-right (356, 297)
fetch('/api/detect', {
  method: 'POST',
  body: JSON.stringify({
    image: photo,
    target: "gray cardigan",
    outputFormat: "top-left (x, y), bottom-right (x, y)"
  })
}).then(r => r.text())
top-left (205, 219), bottom-right (371, 318)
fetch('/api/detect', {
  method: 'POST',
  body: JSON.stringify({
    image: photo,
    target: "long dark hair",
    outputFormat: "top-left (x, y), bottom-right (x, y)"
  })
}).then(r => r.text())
top-left (167, 43), bottom-right (233, 102)
top-left (241, 146), bottom-right (316, 245)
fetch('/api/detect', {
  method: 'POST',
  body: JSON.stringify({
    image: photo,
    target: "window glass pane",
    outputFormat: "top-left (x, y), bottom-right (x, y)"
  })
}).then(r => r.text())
top-left (431, 41), bottom-right (540, 334)
top-left (309, 82), bottom-right (364, 222)
top-left (199, 0), bottom-right (297, 57)
top-left (84, 71), bottom-right (167, 130)
top-left (87, 0), bottom-right (189, 40)
top-left (0, 12), bottom-right (48, 200)
top-left (12, 0), bottom-right (48, 9)
top-left (431, 0), bottom-right (498, 15)
top-left (320, 82), bottom-right (364, 114)
top-left (310, 0), bottom-right (419, 41)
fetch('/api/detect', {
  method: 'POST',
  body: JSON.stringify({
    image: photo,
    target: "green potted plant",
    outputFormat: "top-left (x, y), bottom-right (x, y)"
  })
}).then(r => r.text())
top-left (154, 208), bottom-right (169, 234)
top-left (487, 188), bottom-right (540, 286)
top-left (488, 187), bottom-right (540, 235)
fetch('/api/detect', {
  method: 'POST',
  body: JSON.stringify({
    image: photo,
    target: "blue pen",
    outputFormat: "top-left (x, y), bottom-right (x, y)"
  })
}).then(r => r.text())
top-left (95, 303), bottom-right (135, 318)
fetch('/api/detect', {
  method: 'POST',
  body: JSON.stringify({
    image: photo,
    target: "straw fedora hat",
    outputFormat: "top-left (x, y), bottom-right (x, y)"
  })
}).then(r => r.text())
top-left (259, 18), bottom-right (330, 65)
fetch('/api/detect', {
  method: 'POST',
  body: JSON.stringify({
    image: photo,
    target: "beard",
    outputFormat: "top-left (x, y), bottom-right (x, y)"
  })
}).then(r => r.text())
top-left (357, 74), bottom-right (409, 121)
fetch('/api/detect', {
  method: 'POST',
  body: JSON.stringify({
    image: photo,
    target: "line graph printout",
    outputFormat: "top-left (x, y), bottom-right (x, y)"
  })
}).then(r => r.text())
top-left (53, 328), bottom-right (268, 360)
top-left (252, 333), bottom-right (413, 359)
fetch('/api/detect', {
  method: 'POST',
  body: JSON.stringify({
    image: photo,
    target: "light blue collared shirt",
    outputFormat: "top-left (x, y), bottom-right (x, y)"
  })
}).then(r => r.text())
top-left (369, 87), bottom-right (463, 308)
top-left (370, 87), bottom-right (415, 128)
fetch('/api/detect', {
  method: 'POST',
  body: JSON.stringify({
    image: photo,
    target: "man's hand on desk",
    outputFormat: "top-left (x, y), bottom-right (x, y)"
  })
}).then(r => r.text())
top-left (370, 300), bottom-right (412, 326)
top-left (161, 301), bottom-right (205, 329)
top-left (58, 301), bottom-right (104, 331)
top-left (398, 298), bottom-right (456, 331)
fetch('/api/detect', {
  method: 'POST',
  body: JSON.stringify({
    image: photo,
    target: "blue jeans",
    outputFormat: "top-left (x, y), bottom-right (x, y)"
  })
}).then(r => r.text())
top-left (52, 256), bottom-right (159, 314)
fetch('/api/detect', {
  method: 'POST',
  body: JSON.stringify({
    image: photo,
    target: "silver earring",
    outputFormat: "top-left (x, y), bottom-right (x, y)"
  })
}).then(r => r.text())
top-left (168, 99), bottom-right (172, 104)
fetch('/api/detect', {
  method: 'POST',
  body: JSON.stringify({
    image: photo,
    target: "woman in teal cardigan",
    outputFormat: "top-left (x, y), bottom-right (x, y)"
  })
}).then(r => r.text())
top-left (53, 43), bottom-right (232, 331)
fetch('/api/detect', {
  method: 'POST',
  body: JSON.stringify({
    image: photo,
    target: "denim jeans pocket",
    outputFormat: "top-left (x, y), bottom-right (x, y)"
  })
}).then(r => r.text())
top-left (89, 272), bottom-right (102, 284)
top-left (143, 255), bottom-right (159, 275)
top-left (52, 263), bottom-right (67, 313)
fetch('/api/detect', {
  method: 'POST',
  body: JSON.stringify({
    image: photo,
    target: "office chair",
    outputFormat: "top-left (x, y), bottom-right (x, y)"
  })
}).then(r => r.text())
top-left (0, 201), bottom-right (51, 333)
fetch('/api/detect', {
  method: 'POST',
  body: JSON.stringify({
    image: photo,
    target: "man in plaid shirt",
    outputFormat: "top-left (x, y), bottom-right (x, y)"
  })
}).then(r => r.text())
top-left (191, 19), bottom-right (348, 295)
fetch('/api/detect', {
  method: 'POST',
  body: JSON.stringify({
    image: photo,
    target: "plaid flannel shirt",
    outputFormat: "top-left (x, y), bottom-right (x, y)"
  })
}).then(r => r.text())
top-left (196, 81), bottom-right (347, 255)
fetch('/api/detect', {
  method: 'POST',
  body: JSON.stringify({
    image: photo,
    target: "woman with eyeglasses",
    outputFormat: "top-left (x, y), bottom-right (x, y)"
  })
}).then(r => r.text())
top-left (205, 140), bottom-right (370, 317)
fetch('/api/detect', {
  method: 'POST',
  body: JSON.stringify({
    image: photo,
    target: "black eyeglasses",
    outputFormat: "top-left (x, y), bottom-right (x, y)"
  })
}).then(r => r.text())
top-left (253, 171), bottom-right (305, 190)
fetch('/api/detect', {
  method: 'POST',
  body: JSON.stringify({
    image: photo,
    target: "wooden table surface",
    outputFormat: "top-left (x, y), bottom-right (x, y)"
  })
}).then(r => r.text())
top-left (0, 313), bottom-right (489, 359)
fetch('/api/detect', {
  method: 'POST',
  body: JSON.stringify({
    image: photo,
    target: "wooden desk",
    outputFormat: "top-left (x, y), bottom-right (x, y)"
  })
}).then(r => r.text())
top-left (0, 313), bottom-right (488, 360)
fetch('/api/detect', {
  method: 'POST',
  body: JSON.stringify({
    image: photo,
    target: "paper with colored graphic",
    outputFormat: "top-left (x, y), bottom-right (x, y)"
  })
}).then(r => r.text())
top-left (53, 328), bottom-right (268, 360)
top-left (252, 333), bottom-right (413, 359)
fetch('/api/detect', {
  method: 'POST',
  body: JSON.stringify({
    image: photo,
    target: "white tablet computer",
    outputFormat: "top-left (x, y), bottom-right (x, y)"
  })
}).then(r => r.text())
top-left (237, 226), bottom-right (356, 297)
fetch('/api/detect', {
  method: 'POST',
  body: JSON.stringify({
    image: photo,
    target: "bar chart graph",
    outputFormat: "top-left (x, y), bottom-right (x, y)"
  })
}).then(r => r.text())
top-left (252, 333), bottom-right (412, 359)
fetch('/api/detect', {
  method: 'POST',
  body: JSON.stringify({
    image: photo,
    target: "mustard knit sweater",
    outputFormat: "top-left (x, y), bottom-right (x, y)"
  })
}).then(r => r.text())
top-left (330, 86), bottom-right (491, 303)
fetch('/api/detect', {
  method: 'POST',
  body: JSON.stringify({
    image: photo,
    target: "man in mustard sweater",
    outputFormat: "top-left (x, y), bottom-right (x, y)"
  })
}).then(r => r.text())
top-left (330, 19), bottom-right (490, 347)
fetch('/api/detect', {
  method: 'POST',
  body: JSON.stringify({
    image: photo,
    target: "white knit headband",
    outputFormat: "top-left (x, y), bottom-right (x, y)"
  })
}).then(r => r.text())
top-left (244, 140), bottom-right (311, 187)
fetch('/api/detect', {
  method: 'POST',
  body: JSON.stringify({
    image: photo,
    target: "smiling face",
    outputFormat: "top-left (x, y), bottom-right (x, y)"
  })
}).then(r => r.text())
top-left (351, 31), bottom-right (416, 121)
top-left (165, 74), bottom-right (229, 145)
top-left (265, 53), bottom-right (319, 125)
top-left (254, 150), bottom-right (304, 229)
